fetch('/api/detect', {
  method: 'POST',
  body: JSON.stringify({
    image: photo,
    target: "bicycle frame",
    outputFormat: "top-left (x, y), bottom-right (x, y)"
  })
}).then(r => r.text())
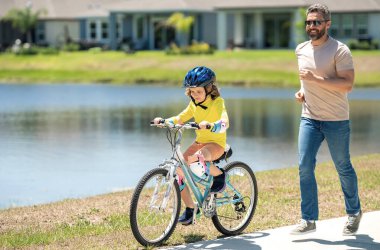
top-left (154, 123), bottom-right (243, 212)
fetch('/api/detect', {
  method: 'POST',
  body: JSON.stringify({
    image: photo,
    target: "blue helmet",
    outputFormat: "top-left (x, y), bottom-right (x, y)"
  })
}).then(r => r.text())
top-left (183, 66), bottom-right (216, 88)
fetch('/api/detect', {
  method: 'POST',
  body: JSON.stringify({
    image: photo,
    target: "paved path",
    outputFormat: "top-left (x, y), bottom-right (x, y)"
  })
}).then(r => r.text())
top-left (162, 210), bottom-right (380, 250)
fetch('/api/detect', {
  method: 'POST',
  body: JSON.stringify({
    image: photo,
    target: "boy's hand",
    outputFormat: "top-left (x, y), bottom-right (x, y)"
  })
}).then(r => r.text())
top-left (199, 121), bottom-right (211, 130)
top-left (153, 117), bottom-right (163, 124)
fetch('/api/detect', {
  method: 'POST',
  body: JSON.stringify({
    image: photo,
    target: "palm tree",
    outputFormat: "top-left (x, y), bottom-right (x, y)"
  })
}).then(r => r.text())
top-left (164, 12), bottom-right (194, 46)
top-left (2, 1), bottom-right (46, 44)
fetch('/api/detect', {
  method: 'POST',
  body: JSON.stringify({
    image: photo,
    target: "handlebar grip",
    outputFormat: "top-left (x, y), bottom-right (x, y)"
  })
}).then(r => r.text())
top-left (150, 119), bottom-right (166, 125)
top-left (193, 123), bottom-right (212, 130)
top-left (189, 122), bottom-right (200, 129)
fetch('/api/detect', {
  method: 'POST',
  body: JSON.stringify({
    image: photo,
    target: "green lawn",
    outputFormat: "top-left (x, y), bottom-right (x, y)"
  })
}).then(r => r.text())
top-left (1, 154), bottom-right (379, 249)
top-left (1, 50), bottom-right (379, 87)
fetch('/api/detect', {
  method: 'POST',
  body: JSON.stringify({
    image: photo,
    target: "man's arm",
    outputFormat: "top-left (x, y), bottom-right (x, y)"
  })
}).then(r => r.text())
top-left (299, 69), bottom-right (354, 92)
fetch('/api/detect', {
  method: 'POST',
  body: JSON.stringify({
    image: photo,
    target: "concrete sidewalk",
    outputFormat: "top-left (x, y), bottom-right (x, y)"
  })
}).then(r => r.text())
top-left (162, 210), bottom-right (380, 250)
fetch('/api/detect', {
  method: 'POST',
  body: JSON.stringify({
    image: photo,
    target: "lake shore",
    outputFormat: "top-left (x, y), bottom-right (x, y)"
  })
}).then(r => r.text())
top-left (1, 154), bottom-right (379, 249)
top-left (1, 50), bottom-right (380, 88)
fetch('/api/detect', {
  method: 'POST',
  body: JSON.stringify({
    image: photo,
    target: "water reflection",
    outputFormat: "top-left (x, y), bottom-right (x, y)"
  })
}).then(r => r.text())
top-left (0, 84), bottom-right (379, 209)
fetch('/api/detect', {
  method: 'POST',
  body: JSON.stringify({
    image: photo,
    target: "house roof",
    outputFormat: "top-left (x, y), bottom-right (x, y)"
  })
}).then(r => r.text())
top-left (0, 0), bottom-right (124, 19)
top-left (1, 0), bottom-right (380, 20)
top-left (215, 0), bottom-right (306, 10)
top-left (107, 0), bottom-right (226, 14)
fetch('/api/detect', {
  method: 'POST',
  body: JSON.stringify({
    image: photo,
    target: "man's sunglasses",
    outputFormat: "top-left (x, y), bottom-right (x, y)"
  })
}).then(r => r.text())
top-left (305, 20), bottom-right (328, 26)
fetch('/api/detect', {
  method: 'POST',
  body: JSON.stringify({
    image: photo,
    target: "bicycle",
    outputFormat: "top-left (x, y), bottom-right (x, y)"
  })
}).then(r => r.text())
top-left (129, 121), bottom-right (258, 247)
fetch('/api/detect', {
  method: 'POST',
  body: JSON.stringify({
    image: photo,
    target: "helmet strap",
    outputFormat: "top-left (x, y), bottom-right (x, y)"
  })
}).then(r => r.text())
top-left (190, 96), bottom-right (208, 110)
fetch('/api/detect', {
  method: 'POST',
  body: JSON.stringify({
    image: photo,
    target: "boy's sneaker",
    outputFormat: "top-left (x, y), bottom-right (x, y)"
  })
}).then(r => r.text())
top-left (210, 169), bottom-right (226, 193)
top-left (343, 210), bottom-right (362, 236)
top-left (290, 219), bottom-right (316, 235)
top-left (178, 207), bottom-right (200, 226)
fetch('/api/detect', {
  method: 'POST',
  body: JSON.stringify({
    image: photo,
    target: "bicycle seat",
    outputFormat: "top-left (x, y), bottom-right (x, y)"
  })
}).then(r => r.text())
top-left (213, 145), bottom-right (233, 164)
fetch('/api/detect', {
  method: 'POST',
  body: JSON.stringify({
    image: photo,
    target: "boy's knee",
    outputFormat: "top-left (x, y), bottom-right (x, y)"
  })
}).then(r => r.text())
top-left (188, 152), bottom-right (212, 180)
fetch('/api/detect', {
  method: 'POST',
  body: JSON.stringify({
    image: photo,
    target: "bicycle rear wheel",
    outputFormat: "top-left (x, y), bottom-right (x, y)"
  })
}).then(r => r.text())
top-left (130, 168), bottom-right (181, 247)
top-left (212, 161), bottom-right (258, 235)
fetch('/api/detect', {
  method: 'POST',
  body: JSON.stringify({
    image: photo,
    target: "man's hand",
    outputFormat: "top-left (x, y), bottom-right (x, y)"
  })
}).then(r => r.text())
top-left (295, 89), bottom-right (305, 103)
top-left (299, 69), bottom-right (320, 82)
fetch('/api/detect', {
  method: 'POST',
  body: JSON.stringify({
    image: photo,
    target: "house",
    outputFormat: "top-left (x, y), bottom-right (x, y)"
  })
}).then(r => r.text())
top-left (1, 0), bottom-right (380, 50)
top-left (214, 0), bottom-right (380, 49)
top-left (0, 0), bottom-right (123, 49)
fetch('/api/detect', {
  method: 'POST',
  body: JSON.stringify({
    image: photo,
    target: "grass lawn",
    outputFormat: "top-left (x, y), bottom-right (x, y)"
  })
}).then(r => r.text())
top-left (0, 154), bottom-right (379, 249)
top-left (0, 50), bottom-right (379, 87)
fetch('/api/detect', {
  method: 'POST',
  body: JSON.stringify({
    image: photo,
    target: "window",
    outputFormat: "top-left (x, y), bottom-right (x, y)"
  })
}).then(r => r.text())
top-left (331, 14), bottom-right (368, 38)
top-left (101, 22), bottom-right (108, 39)
top-left (244, 14), bottom-right (252, 39)
top-left (36, 21), bottom-right (45, 42)
top-left (90, 22), bottom-right (96, 39)
top-left (330, 14), bottom-right (340, 37)
top-left (356, 14), bottom-right (368, 36)
top-left (116, 22), bottom-right (120, 38)
top-left (342, 15), bottom-right (354, 37)
top-left (136, 17), bottom-right (144, 39)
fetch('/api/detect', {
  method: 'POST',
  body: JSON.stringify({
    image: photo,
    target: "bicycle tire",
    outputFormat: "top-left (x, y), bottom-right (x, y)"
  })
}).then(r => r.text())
top-left (212, 161), bottom-right (258, 235)
top-left (130, 168), bottom-right (181, 247)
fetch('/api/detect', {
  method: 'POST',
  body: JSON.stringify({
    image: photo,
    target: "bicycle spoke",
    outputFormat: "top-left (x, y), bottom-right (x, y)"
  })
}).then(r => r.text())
top-left (212, 162), bottom-right (258, 235)
top-left (130, 168), bottom-right (180, 246)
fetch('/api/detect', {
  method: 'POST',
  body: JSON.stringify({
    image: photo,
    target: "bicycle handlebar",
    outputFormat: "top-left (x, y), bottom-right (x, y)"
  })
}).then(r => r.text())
top-left (150, 120), bottom-right (211, 130)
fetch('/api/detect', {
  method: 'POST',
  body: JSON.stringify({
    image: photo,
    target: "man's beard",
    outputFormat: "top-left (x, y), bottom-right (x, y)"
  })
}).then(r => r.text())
top-left (307, 28), bottom-right (326, 41)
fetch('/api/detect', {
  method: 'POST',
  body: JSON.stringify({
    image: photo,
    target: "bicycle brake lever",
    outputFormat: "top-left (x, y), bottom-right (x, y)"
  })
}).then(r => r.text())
top-left (188, 122), bottom-right (200, 129)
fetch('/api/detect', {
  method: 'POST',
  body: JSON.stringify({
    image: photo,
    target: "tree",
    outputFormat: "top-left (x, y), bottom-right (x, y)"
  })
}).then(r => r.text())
top-left (164, 12), bottom-right (194, 46)
top-left (2, 1), bottom-right (47, 44)
top-left (295, 8), bottom-right (307, 45)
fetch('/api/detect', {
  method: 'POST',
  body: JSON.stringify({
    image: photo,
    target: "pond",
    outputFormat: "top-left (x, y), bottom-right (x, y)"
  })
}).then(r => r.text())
top-left (1, 84), bottom-right (379, 209)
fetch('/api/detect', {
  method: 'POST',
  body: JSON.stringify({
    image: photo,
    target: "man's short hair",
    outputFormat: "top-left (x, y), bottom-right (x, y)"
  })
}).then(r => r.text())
top-left (307, 3), bottom-right (331, 21)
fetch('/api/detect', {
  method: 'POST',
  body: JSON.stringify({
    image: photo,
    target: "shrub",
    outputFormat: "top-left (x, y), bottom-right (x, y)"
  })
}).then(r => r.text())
top-left (88, 47), bottom-right (102, 53)
top-left (6, 40), bottom-right (59, 55)
top-left (371, 39), bottom-right (379, 50)
top-left (61, 42), bottom-right (80, 52)
top-left (347, 39), bottom-right (379, 50)
top-left (347, 39), bottom-right (358, 50)
top-left (35, 46), bottom-right (59, 55)
top-left (166, 41), bottom-right (214, 55)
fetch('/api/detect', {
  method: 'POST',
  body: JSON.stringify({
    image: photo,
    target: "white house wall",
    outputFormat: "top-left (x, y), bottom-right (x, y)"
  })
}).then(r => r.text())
top-left (369, 13), bottom-right (380, 41)
top-left (45, 21), bottom-right (80, 47)
top-left (253, 12), bottom-right (263, 48)
top-left (233, 13), bottom-right (244, 46)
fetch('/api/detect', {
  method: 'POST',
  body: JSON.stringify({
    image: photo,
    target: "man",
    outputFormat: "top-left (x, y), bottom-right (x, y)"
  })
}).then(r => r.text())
top-left (291, 3), bottom-right (362, 236)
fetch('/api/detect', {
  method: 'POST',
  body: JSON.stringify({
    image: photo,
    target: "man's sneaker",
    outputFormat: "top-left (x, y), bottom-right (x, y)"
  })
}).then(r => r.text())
top-left (343, 210), bottom-right (362, 236)
top-left (210, 169), bottom-right (226, 193)
top-left (178, 207), bottom-right (200, 226)
top-left (290, 219), bottom-right (316, 235)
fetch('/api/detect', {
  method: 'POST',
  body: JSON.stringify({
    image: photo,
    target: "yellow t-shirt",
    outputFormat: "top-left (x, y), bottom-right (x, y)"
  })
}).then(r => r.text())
top-left (171, 96), bottom-right (229, 148)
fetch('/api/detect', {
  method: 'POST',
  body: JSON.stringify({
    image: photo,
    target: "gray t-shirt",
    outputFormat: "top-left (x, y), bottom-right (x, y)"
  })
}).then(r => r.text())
top-left (295, 36), bottom-right (354, 121)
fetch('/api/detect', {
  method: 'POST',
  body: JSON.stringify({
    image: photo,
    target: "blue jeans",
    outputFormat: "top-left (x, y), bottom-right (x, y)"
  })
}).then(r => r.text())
top-left (298, 117), bottom-right (361, 220)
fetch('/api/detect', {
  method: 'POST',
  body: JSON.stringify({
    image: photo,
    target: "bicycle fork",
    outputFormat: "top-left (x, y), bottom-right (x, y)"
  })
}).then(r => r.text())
top-left (149, 160), bottom-right (178, 212)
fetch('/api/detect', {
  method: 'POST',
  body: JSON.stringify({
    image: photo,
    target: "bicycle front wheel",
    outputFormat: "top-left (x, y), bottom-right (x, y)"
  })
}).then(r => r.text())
top-left (212, 161), bottom-right (258, 235)
top-left (130, 168), bottom-right (181, 247)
